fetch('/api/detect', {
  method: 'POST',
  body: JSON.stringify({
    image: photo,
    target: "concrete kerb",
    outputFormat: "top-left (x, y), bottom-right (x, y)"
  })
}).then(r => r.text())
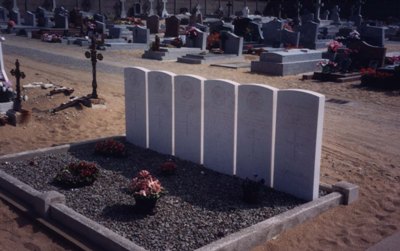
top-left (0, 136), bottom-right (359, 251)
top-left (196, 192), bottom-right (343, 251)
top-left (50, 203), bottom-right (146, 251)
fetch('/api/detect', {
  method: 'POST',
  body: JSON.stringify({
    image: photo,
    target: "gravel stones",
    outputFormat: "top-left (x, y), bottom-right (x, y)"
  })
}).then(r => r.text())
top-left (0, 143), bottom-right (305, 251)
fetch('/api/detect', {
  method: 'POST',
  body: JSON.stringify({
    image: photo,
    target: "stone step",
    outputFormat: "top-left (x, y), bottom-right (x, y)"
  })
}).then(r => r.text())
top-left (177, 57), bottom-right (202, 64)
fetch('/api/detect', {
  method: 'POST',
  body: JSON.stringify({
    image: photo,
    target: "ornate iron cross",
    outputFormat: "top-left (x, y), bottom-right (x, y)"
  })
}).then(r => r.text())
top-left (10, 59), bottom-right (25, 111)
top-left (85, 35), bottom-right (103, 99)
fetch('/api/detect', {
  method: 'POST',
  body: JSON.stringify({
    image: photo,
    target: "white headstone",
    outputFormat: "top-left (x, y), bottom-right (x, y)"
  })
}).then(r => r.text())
top-left (236, 84), bottom-right (277, 187)
top-left (149, 0), bottom-right (155, 16)
top-left (161, 0), bottom-right (169, 18)
top-left (203, 80), bottom-right (239, 175)
top-left (148, 70), bottom-right (175, 155)
top-left (120, 0), bottom-right (127, 18)
top-left (124, 67), bottom-right (149, 148)
top-left (274, 89), bottom-right (325, 201)
top-left (52, 0), bottom-right (56, 12)
top-left (0, 40), bottom-right (8, 82)
top-left (174, 75), bottom-right (205, 164)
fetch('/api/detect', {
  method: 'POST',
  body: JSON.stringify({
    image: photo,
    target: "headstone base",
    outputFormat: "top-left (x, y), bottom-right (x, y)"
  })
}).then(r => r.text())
top-left (142, 47), bottom-right (205, 61)
top-left (6, 109), bottom-right (31, 126)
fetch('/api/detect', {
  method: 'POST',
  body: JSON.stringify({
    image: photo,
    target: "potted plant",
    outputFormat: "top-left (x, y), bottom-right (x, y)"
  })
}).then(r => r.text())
top-left (54, 161), bottom-right (99, 188)
top-left (242, 175), bottom-right (265, 204)
top-left (129, 170), bottom-right (164, 214)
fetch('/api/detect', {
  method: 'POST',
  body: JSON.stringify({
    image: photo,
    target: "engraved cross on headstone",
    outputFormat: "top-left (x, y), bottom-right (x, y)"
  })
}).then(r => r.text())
top-left (10, 59), bottom-right (25, 112)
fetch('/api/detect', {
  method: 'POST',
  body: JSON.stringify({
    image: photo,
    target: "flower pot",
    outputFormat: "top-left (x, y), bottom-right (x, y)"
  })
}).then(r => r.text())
top-left (134, 196), bottom-right (158, 214)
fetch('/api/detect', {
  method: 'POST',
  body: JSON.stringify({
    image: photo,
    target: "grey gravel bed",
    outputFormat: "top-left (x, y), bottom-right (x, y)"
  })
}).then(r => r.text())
top-left (0, 142), bottom-right (306, 251)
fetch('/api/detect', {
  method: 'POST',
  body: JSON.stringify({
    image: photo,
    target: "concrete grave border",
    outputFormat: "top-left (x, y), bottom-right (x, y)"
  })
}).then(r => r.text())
top-left (0, 136), bottom-right (358, 251)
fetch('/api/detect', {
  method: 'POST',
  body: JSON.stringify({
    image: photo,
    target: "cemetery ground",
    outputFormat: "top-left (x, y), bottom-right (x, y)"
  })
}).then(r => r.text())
top-left (0, 34), bottom-right (399, 250)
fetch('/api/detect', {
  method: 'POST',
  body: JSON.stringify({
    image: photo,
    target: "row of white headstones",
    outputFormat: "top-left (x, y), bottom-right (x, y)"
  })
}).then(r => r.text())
top-left (125, 67), bottom-right (325, 201)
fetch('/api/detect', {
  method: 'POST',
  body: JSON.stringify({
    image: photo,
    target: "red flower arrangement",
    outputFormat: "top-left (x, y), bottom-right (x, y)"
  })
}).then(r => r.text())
top-left (186, 27), bottom-right (199, 39)
top-left (360, 67), bottom-right (399, 89)
top-left (160, 159), bottom-right (177, 175)
top-left (54, 161), bottom-right (99, 188)
top-left (129, 170), bottom-right (164, 199)
top-left (94, 139), bottom-right (126, 157)
top-left (327, 40), bottom-right (342, 53)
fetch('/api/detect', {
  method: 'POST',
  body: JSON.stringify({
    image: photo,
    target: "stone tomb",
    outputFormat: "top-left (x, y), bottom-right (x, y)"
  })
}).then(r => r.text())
top-left (124, 67), bottom-right (326, 201)
top-left (360, 25), bottom-right (386, 47)
top-left (251, 49), bottom-right (323, 76)
top-left (263, 19), bottom-right (284, 47)
top-left (281, 28), bottom-right (300, 48)
top-left (54, 12), bottom-right (68, 29)
top-left (23, 11), bottom-right (36, 27)
top-left (299, 21), bottom-right (328, 49)
top-left (177, 31), bottom-right (243, 64)
top-left (132, 25), bottom-right (150, 45)
top-left (164, 15), bottom-right (180, 38)
top-left (147, 15), bottom-right (160, 34)
top-left (184, 27), bottom-right (208, 50)
top-left (143, 47), bottom-right (206, 61)
top-left (9, 9), bottom-right (21, 25)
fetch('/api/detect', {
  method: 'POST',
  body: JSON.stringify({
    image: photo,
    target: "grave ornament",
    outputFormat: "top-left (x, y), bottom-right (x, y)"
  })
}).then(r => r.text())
top-left (85, 36), bottom-right (104, 99)
top-left (10, 60), bottom-right (25, 112)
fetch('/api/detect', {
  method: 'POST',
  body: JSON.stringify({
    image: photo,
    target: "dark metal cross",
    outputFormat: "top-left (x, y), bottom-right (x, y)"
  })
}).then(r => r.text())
top-left (85, 35), bottom-right (103, 99)
top-left (10, 59), bottom-right (25, 112)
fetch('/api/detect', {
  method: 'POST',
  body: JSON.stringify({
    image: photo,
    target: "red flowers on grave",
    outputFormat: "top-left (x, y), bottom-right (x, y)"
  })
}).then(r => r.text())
top-left (160, 159), bottom-right (177, 175)
top-left (130, 170), bottom-right (164, 199)
top-left (94, 139), bottom-right (126, 157)
top-left (186, 27), bottom-right (199, 39)
top-left (129, 170), bottom-right (164, 213)
top-left (327, 40), bottom-right (342, 53)
top-left (54, 161), bottom-right (99, 188)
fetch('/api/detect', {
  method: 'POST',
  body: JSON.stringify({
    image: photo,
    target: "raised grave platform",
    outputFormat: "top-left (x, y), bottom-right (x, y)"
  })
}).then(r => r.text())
top-left (312, 72), bottom-right (362, 82)
top-left (142, 47), bottom-right (205, 61)
top-left (251, 49), bottom-right (323, 76)
top-left (177, 53), bottom-right (244, 64)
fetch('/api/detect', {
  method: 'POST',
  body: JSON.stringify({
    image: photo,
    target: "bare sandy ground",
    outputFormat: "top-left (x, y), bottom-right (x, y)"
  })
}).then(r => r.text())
top-left (0, 34), bottom-right (399, 250)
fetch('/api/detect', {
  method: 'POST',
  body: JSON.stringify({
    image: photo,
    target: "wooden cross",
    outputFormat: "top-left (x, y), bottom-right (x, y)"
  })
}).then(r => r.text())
top-left (10, 59), bottom-right (25, 112)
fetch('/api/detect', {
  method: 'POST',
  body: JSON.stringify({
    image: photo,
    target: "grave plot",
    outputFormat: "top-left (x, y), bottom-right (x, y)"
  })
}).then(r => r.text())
top-left (177, 31), bottom-right (244, 64)
top-left (143, 26), bottom-right (208, 61)
top-left (251, 49), bottom-right (323, 76)
top-left (311, 37), bottom-right (387, 82)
